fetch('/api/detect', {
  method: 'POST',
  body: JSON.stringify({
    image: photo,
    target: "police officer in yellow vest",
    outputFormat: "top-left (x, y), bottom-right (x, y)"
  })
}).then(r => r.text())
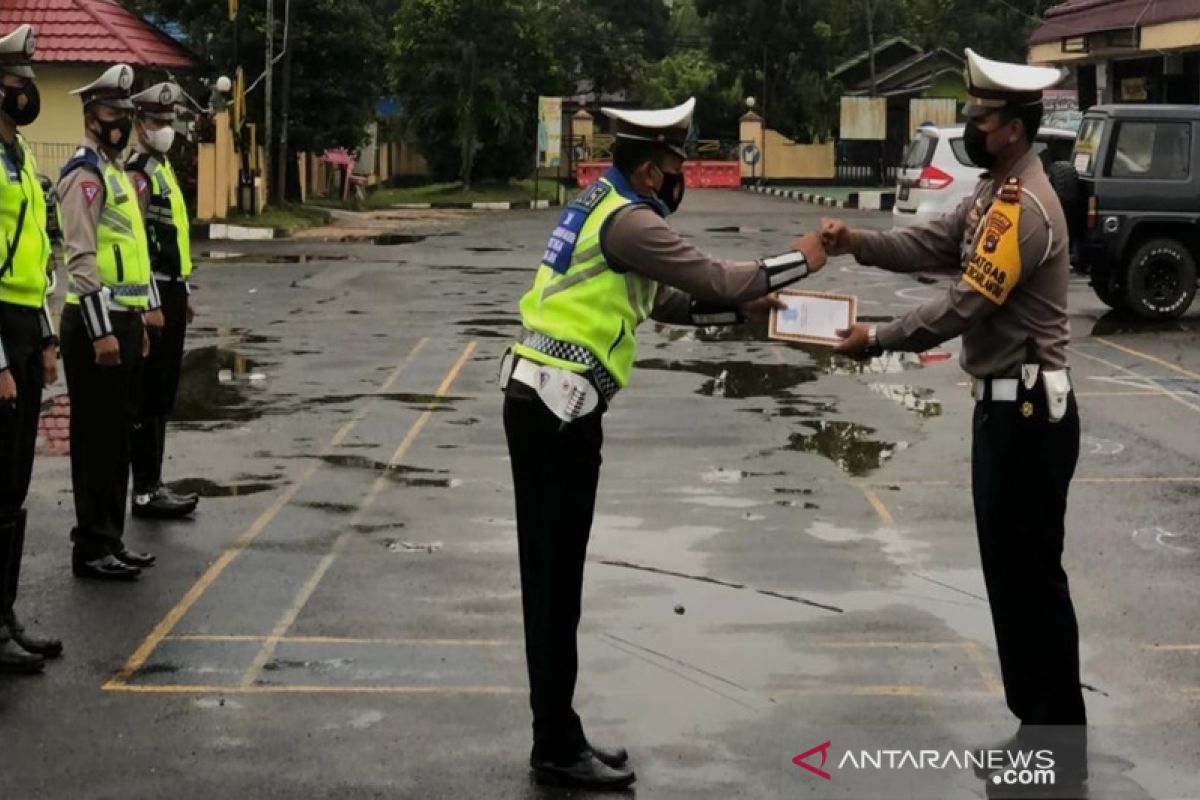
top-left (0, 23), bottom-right (63, 672)
top-left (126, 82), bottom-right (198, 520)
top-left (503, 97), bottom-right (827, 789)
top-left (57, 64), bottom-right (161, 581)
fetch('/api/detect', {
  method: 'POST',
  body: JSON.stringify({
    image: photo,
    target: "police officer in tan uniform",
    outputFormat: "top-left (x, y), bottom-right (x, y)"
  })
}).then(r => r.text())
top-left (57, 65), bottom-right (161, 581)
top-left (825, 50), bottom-right (1086, 797)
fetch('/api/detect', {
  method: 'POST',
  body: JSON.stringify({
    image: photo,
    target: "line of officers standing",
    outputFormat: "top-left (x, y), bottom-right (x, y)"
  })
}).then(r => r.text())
top-left (1, 25), bottom-right (201, 674)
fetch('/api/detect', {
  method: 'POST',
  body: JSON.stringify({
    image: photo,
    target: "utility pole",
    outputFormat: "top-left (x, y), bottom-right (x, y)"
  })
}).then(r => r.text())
top-left (264, 0), bottom-right (274, 205)
top-left (865, 0), bottom-right (877, 96)
top-left (275, 0), bottom-right (292, 206)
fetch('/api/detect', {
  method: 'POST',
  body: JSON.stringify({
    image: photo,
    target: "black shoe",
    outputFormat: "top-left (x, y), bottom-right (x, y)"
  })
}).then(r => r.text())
top-left (72, 554), bottom-right (141, 581)
top-left (114, 549), bottom-right (156, 568)
top-left (2, 612), bottom-right (62, 659)
top-left (589, 741), bottom-right (630, 769)
top-left (132, 486), bottom-right (197, 519)
top-left (532, 751), bottom-right (636, 790)
top-left (0, 637), bottom-right (44, 674)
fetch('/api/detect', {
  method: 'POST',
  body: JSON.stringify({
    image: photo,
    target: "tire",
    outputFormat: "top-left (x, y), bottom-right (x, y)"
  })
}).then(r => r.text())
top-left (1090, 272), bottom-right (1127, 310)
top-left (1047, 161), bottom-right (1085, 245)
top-left (1122, 238), bottom-right (1198, 320)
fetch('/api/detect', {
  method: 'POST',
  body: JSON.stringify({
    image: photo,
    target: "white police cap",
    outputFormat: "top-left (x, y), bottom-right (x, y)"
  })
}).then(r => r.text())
top-left (71, 64), bottom-right (135, 109)
top-left (131, 81), bottom-right (182, 119)
top-left (963, 49), bottom-right (1065, 119)
top-left (602, 97), bottom-right (696, 159)
top-left (0, 24), bottom-right (36, 79)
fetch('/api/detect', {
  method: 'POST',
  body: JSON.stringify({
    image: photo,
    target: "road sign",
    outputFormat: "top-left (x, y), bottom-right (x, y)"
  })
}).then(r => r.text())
top-left (742, 143), bottom-right (761, 165)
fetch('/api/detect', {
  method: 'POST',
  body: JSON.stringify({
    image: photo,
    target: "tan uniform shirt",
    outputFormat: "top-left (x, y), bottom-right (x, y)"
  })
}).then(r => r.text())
top-left (857, 149), bottom-right (1071, 377)
top-left (602, 205), bottom-right (768, 324)
top-left (56, 133), bottom-right (115, 296)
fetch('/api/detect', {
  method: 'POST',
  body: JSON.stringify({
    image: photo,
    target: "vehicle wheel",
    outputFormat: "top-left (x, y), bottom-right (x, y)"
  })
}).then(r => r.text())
top-left (1047, 161), bottom-right (1084, 245)
top-left (1090, 271), bottom-right (1127, 310)
top-left (1122, 238), bottom-right (1198, 320)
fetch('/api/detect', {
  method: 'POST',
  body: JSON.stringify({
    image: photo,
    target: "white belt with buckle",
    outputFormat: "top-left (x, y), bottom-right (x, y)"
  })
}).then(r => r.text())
top-left (970, 377), bottom-right (1019, 402)
top-left (511, 358), bottom-right (600, 424)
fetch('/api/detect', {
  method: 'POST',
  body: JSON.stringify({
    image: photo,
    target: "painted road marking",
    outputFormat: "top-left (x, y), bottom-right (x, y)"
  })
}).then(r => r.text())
top-left (1092, 337), bottom-right (1200, 382)
top-left (1068, 344), bottom-right (1200, 413)
top-left (238, 341), bottom-right (479, 688)
top-left (105, 338), bottom-right (431, 691)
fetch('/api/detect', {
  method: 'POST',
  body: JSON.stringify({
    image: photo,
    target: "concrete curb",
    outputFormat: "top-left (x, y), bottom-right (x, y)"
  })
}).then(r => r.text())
top-left (744, 184), bottom-right (895, 212)
top-left (207, 223), bottom-right (281, 241)
top-left (388, 200), bottom-right (557, 211)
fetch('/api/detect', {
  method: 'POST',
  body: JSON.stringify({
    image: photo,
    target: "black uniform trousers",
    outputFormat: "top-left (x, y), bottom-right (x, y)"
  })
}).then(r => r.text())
top-left (972, 377), bottom-right (1087, 768)
top-left (503, 378), bottom-right (604, 764)
top-left (61, 304), bottom-right (143, 558)
top-left (0, 302), bottom-right (44, 518)
top-left (131, 280), bottom-right (187, 494)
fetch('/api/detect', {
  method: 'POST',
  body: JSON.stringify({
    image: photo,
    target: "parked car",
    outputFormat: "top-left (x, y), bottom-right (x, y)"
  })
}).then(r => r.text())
top-left (1049, 104), bottom-right (1200, 319)
top-left (892, 125), bottom-right (1077, 227)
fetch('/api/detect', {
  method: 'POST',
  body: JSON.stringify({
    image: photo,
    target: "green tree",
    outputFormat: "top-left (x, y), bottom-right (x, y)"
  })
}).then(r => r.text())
top-left (390, 0), bottom-right (561, 188)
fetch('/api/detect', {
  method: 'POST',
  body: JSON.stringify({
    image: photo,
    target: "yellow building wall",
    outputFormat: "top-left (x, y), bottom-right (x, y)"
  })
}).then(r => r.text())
top-left (22, 65), bottom-right (98, 177)
top-left (1030, 19), bottom-right (1200, 65)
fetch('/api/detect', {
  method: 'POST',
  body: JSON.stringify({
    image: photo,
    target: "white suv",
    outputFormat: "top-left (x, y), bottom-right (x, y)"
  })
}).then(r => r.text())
top-left (892, 125), bottom-right (1077, 227)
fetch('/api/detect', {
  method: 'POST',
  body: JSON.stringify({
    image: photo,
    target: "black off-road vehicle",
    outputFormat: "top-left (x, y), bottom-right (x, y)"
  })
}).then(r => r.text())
top-left (1049, 104), bottom-right (1200, 319)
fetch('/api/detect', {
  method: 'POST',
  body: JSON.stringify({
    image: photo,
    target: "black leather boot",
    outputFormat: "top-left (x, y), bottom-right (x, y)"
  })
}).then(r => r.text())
top-left (2, 511), bottom-right (62, 658)
top-left (132, 484), bottom-right (198, 519)
top-left (531, 750), bottom-right (636, 790)
top-left (0, 518), bottom-right (45, 674)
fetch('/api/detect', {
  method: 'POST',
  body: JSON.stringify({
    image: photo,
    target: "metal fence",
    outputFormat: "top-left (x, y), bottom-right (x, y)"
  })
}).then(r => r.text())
top-left (28, 142), bottom-right (79, 179)
top-left (835, 163), bottom-right (900, 185)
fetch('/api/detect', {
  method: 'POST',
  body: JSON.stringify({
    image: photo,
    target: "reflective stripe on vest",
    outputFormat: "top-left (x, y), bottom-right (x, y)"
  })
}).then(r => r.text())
top-left (0, 136), bottom-right (51, 309)
top-left (149, 157), bottom-right (193, 278)
top-left (514, 170), bottom-right (658, 390)
top-left (66, 161), bottom-right (152, 310)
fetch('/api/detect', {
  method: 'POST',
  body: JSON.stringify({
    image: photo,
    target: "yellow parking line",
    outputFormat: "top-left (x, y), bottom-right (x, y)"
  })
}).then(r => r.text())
top-left (238, 341), bottom-right (479, 688)
top-left (856, 483), bottom-right (895, 527)
top-left (1142, 644), bottom-right (1200, 651)
top-left (104, 338), bottom-right (431, 691)
top-left (1093, 337), bottom-right (1200, 381)
top-left (963, 641), bottom-right (1004, 696)
top-left (166, 634), bottom-right (515, 647)
top-left (104, 684), bottom-right (522, 695)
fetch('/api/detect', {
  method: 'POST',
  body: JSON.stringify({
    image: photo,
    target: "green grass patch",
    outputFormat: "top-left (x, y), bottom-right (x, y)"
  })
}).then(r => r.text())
top-left (226, 204), bottom-right (332, 232)
top-left (365, 179), bottom-right (556, 208)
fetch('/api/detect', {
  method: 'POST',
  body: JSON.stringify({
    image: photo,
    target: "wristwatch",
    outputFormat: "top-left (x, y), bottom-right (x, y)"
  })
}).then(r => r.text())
top-left (864, 326), bottom-right (884, 358)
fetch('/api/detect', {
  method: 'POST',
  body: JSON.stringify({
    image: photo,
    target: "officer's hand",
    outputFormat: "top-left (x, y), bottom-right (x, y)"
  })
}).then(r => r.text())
top-left (740, 293), bottom-right (786, 323)
top-left (93, 334), bottom-right (121, 366)
top-left (185, 298), bottom-right (196, 325)
top-left (144, 308), bottom-right (165, 335)
top-left (791, 232), bottom-right (827, 274)
top-left (834, 324), bottom-right (871, 360)
top-left (0, 369), bottom-right (16, 407)
top-left (820, 218), bottom-right (860, 257)
top-left (142, 328), bottom-right (150, 358)
top-left (42, 346), bottom-right (59, 387)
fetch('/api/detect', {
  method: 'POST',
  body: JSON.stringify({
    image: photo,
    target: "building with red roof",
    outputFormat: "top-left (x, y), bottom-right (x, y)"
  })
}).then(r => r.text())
top-left (1, 0), bottom-right (194, 173)
top-left (1029, 1), bottom-right (1199, 107)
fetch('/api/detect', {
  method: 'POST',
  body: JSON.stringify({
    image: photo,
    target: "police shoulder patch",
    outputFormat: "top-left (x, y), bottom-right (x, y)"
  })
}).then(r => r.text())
top-left (570, 181), bottom-right (610, 213)
top-left (131, 172), bottom-right (149, 196)
top-left (80, 180), bottom-right (101, 206)
top-left (964, 192), bottom-right (1022, 305)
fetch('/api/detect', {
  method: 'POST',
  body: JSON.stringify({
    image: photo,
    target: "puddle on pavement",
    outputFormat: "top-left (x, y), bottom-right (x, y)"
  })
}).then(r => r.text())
top-left (868, 383), bottom-right (943, 417)
top-left (307, 392), bottom-right (462, 409)
top-left (705, 225), bottom-right (775, 233)
top-left (315, 455), bottom-right (460, 487)
top-left (168, 478), bottom-right (278, 498)
top-left (784, 420), bottom-right (902, 476)
top-left (634, 358), bottom-right (818, 398)
top-left (374, 233), bottom-right (427, 245)
top-left (173, 347), bottom-right (273, 423)
top-left (701, 468), bottom-right (785, 484)
top-left (383, 539), bottom-right (443, 554)
top-left (456, 317), bottom-right (521, 327)
top-left (465, 246), bottom-right (513, 252)
top-left (461, 328), bottom-right (510, 339)
top-left (299, 501), bottom-right (358, 514)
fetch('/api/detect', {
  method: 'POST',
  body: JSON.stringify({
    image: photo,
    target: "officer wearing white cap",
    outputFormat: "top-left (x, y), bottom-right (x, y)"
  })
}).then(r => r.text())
top-left (126, 82), bottom-right (198, 520)
top-left (0, 22), bottom-right (63, 673)
top-left (823, 49), bottom-right (1086, 797)
top-left (56, 63), bottom-right (160, 581)
top-left (502, 96), bottom-right (827, 789)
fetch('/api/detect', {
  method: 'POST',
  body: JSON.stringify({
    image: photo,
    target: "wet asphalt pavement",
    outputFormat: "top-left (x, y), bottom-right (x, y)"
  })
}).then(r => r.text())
top-left (2, 189), bottom-right (1198, 799)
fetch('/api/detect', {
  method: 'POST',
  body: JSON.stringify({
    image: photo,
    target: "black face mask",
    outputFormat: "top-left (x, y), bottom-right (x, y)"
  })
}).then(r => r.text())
top-left (1, 82), bottom-right (40, 126)
top-left (655, 166), bottom-right (686, 214)
top-left (962, 122), bottom-right (996, 170)
top-left (93, 115), bottom-right (133, 152)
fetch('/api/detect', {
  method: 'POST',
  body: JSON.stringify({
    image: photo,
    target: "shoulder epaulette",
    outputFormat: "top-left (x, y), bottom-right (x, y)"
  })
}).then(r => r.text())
top-left (60, 146), bottom-right (102, 180)
top-left (998, 176), bottom-right (1022, 204)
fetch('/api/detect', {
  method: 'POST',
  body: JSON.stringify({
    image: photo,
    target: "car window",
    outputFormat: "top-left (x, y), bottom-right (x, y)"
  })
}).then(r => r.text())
top-left (1072, 118), bottom-right (1105, 176)
top-left (948, 137), bottom-right (973, 167)
top-left (902, 134), bottom-right (937, 169)
top-left (1105, 121), bottom-right (1191, 180)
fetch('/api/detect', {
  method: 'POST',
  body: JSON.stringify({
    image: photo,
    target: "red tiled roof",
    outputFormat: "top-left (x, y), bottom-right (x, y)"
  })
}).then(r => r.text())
top-left (1031, 0), bottom-right (1199, 45)
top-left (0, 0), bottom-right (193, 68)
